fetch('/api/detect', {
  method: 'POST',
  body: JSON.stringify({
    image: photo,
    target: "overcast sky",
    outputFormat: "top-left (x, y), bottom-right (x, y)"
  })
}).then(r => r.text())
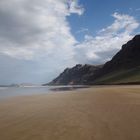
top-left (0, 0), bottom-right (140, 85)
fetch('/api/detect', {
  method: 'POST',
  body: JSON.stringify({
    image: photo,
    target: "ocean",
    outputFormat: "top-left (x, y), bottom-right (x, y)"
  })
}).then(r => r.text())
top-left (0, 85), bottom-right (89, 99)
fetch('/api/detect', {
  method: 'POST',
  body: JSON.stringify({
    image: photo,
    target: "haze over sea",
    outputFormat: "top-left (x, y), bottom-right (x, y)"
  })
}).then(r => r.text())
top-left (0, 86), bottom-right (51, 99)
top-left (0, 86), bottom-right (88, 99)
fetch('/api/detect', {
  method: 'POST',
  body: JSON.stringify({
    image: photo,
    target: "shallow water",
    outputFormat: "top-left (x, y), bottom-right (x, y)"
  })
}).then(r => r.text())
top-left (0, 86), bottom-right (89, 99)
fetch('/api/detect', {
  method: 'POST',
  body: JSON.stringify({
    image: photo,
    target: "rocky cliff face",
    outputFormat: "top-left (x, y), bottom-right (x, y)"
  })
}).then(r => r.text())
top-left (46, 35), bottom-right (140, 85)
top-left (48, 64), bottom-right (103, 85)
top-left (94, 35), bottom-right (140, 79)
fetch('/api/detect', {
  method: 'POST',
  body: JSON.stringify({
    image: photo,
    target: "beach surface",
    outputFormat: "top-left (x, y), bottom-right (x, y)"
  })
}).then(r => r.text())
top-left (0, 85), bottom-right (140, 140)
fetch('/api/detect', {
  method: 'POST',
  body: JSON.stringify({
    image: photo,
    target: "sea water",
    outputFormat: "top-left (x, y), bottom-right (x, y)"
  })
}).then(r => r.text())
top-left (0, 85), bottom-right (89, 99)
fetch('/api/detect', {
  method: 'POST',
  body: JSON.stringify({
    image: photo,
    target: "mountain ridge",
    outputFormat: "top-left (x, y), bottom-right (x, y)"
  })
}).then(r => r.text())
top-left (46, 64), bottom-right (103, 85)
top-left (45, 35), bottom-right (140, 85)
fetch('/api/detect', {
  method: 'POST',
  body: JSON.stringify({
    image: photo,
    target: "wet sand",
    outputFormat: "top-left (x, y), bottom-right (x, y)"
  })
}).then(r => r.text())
top-left (0, 85), bottom-right (140, 140)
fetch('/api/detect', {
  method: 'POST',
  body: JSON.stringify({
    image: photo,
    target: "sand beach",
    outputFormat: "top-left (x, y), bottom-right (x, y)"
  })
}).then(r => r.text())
top-left (0, 85), bottom-right (140, 140)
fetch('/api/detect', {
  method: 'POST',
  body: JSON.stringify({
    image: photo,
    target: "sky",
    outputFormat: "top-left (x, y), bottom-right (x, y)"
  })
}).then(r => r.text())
top-left (0, 0), bottom-right (140, 85)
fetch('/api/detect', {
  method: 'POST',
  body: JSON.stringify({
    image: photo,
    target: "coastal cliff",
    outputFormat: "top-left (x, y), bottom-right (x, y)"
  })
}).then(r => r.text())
top-left (46, 35), bottom-right (140, 85)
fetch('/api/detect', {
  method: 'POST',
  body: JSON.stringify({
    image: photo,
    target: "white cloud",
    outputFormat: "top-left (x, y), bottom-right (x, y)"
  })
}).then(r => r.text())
top-left (0, 0), bottom-right (84, 84)
top-left (0, 0), bottom-right (79, 61)
top-left (74, 12), bottom-right (139, 64)
top-left (99, 12), bottom-right (139, 35)
top-left (76, 28), bottom-right (89, 34)
top-left (67, 0), bottom-right (84, 15)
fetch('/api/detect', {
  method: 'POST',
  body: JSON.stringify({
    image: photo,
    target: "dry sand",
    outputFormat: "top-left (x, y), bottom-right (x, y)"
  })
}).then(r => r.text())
top-left (0, 85), bottom-right (140, 140)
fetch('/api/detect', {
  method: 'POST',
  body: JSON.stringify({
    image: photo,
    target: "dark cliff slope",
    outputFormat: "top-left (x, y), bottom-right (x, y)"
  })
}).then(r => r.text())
top-left (47, 64), bottom-right (103, 85)
top-left (95, 35), bottom-right (140, 77)
top-left (46, 35), bottom-right (140, 85)
top-left (93, 35), bottom-right (140, 84)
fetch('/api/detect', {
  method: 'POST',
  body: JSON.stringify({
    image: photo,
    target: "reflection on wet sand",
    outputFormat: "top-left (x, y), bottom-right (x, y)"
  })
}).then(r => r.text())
top-left (50, 86), bottom-right (89, 91)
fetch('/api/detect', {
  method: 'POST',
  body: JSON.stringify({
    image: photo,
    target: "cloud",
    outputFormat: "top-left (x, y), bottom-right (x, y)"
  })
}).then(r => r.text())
top-left (99, 12), bottom-right (139, 35)
top-left (0, 0), bottom-right (83, 84)
top-left (74, 12), bottom-right (139, 64)
top-left (76, 28), bottom-right (89, 34)
top-left (67, 0), bottom-right (84, 15)
top-left (0, 0), bottom-right (78, 60)
top-left (136, 8), bottom-right (140, 11)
